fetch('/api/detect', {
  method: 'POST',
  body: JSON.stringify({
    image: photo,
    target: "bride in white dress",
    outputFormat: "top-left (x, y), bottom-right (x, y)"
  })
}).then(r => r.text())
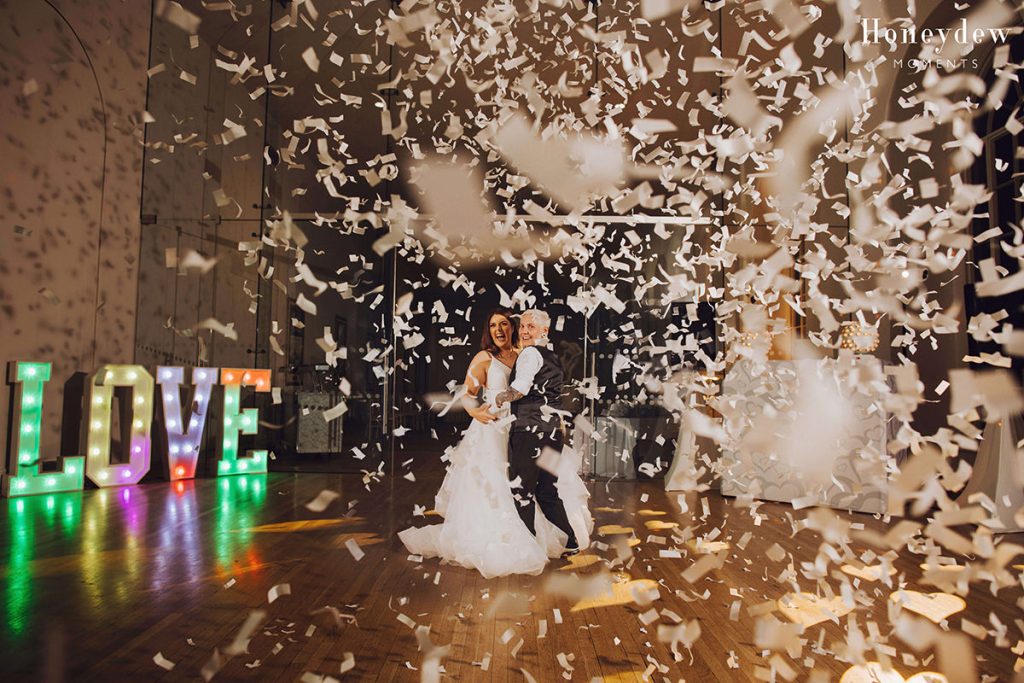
top-left (399, 309), bottom-right (592, 578)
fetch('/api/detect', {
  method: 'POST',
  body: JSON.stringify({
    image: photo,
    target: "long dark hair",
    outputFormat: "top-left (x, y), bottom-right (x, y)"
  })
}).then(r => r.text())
top-left (480, 308), bottom-right (519, 354)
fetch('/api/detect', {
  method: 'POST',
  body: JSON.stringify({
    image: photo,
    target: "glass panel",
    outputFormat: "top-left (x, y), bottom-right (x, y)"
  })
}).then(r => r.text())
top-left (262, 1), bottom-right (392, 215)
top-left (249, 2), bottom-right (395, 473)
top-left (135, 218), bottom-right (262, 368)
top-left (141, 1), bottom-right (270, 222)
top-left (582, 221), bottom-right (719, 480)
top-left (257, 220), bottom-right (390, 473)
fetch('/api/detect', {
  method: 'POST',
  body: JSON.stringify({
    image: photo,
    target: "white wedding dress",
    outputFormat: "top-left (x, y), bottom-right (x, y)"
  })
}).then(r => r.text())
top-left (399, 355), bottom-right (592, 578)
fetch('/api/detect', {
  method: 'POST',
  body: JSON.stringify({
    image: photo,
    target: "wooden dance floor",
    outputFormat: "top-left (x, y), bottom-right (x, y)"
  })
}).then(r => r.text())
top-left (0, 467), bottom-right (1020, 681)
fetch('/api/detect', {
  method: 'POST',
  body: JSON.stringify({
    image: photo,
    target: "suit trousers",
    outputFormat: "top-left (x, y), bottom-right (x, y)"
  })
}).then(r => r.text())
top-left (507, 424), bottom-right (577, 546)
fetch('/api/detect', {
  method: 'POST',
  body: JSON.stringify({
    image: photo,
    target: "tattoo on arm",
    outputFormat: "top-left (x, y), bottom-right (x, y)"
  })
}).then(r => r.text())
top-left (495, 389), bottom-right (523, 407)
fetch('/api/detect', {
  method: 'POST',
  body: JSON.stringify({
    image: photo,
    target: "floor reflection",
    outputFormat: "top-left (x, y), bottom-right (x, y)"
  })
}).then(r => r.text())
top-left (4, 493), bottom-right (82, 635)
top-left (214, 474), bottom-right (266, 576)
top-left (0, 475), bottom-right (270, 648)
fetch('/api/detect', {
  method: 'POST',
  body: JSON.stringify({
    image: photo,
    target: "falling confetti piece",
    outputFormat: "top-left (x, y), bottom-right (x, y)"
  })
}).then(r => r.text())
top-left (152, 652), bottom-right (175, 671)
top-left (345, 537), bottom-right (365, 561)
top-left (304, 490), bottom-right (341, 513)
top-left (268, 584), bottom-right (291, 604)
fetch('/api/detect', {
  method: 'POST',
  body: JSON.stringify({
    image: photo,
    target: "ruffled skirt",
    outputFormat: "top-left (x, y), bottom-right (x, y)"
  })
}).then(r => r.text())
top-left (399, 417), bottom-right (592, 578)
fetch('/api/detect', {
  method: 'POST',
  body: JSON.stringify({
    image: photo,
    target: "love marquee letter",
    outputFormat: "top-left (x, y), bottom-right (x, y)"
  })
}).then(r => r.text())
top-left (85, 365), bottom-right (154, 487)
top-left (2, 362), bottom-right (85, 497)
top-left (157, 366), bottom-right (217, 480)
top-left (217, 368), bottom-right (270, 476)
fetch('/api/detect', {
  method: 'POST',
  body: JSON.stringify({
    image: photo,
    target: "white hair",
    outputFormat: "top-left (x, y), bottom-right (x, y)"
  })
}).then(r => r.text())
top-left (522, 309), bottom-right (550, 329)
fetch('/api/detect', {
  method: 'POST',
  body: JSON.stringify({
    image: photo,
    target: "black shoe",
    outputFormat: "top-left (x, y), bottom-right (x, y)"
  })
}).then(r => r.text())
top-left (560, 544), bottom-right (581, 559)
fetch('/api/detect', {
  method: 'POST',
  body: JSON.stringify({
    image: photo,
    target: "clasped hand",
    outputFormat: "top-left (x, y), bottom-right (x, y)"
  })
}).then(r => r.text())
top-left (470, 404), bottom-right (497, 424)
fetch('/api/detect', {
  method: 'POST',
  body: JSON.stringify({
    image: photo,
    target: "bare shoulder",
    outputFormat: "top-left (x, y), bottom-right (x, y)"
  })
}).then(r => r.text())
top-left (469, 350), bottom-right (492, 367)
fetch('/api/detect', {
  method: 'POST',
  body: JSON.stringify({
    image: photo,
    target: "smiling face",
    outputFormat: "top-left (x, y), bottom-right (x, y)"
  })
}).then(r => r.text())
top-left (488, 314), bottom-right (513, 351)
top-left (518, 313), bottom-right (548, 346)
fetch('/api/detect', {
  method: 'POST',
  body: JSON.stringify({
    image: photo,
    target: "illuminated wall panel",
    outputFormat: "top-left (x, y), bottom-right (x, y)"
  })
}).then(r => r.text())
top-left (2, 362), bottom-right (85, 498)
top-left (85, 365), bottom-right (155, 487)
top-left (217, 368), bottom-right (270, 476)
top-left (157, 366), bottom-right (217, 480)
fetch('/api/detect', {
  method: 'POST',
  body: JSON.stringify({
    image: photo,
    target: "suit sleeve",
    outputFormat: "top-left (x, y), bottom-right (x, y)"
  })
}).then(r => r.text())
top-left (510, 346), bottom-right (543, 396)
